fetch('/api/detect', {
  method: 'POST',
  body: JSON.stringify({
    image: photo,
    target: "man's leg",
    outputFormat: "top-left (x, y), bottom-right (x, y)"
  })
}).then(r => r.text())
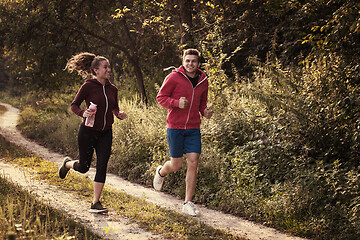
top-left (159, 157), bottom-right (183, 176)
top-left (153, 157), bottom-right (182, 191)
top-left (184, 152), bottom-right (199, 203)
top-left (153, 128), bottom-right (184, 191)
top-left (161, 128), bottom-right (184, 176)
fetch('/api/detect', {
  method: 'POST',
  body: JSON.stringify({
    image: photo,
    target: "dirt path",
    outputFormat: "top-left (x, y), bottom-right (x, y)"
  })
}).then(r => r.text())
top-left (0, 103), bottom-right (306, 240)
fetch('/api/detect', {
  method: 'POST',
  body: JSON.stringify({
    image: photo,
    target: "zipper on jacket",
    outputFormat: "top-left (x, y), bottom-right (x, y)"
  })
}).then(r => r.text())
top-left (178, 70), bottom-right (207, 129)
top-left (184, 89), bottom-right (195, 129)
top-left (102, 85), bottom-right (109, 130)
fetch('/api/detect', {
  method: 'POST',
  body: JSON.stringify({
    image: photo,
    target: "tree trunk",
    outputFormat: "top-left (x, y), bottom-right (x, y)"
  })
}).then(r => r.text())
top-left (179, 0), bottom-right (193, 48)
top-left (119, 18), bottom-right (148, 105)
top-left (129, 55), bottom-right (148, 105)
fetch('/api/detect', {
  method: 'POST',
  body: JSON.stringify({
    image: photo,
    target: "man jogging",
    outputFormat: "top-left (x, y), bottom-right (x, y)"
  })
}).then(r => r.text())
top-left (153, 48), bottom-right (213, 216)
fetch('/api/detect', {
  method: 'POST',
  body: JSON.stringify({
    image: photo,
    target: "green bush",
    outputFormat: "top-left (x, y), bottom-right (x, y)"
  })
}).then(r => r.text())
top-left (18, 106), bottom-right (80, 155)
top-left (110, 96), bottom-right (168, 184)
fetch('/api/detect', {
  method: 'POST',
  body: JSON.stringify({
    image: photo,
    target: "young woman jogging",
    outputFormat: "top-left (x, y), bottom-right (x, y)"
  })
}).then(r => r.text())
top-left (59, 52), bottom-right (127, 213)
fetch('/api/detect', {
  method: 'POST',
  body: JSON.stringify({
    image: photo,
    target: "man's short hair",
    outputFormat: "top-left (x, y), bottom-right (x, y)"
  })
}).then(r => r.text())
top-left (183, 49), bottom-right (201, 60)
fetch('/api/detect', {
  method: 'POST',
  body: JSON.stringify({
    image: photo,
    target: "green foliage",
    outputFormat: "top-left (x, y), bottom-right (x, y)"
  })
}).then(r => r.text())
top-left (10, 53), bottom-right (360, 239)
top-left (224, 54), bottom-right (360, 239)
top-left (110, 96), bottom-right (168, 183)
top-left (0, 0), bottom-right (182, 100)
top-left (247, 54), bottom-right (360, 167)
top-left (1, 0), bottom-right (359, 95)
top-left (8, 51), bottom-right (360, 238)
top-left (302, 1), bottom-right (360, 64)
top-left (194, 0), bottom-right (360, 81)
top-left (16, 89), bottom-right (81, 156)
top-left (0, 0), bottom-right (79, 92)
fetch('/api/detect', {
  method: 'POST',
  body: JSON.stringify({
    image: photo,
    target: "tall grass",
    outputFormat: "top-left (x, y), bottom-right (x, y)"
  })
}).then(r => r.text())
top-left (110, 96), bottom-right (168, 183)
top-left (15, 88), bottom-right (82, 157)
top-left (7, 54), bottom-right (360, 239)
top-left (0, 174), bottom-right (99, 240)
top-left (0, 133), bottom-right (100, 239)
top-left (0, 104), bottom-right (6, 115)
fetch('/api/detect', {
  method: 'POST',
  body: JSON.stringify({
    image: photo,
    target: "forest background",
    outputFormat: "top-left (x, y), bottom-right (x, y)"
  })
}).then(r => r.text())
top-left (0, 1), bottom-right (359, 239)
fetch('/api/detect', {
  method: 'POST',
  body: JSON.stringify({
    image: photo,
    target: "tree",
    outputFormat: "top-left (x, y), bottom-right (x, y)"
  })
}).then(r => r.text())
top-left (179, 0), bottom-right (194, 48)
top-left (0, 0), bottom-right (180, 102)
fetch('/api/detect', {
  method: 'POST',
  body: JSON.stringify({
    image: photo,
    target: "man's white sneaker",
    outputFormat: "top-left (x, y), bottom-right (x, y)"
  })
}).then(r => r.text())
top-left (153, 165), bottom-right (165, 191)
top-left (182, 201), bottom-right (199, 217)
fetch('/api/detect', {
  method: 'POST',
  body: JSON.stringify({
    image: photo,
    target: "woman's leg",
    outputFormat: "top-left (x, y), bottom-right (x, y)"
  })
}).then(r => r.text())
top-left (93, 182), bottom-right (105, 204)
top-left (60, 124), bottom-right (94, 178)
top-left (74, 124), bottom-right (95, 173)
top-left (92, 129), bottom-right (112, 204)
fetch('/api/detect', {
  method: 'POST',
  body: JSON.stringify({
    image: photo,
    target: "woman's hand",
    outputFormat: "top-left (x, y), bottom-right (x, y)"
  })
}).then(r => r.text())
top-left (118, 111), bottom-right (127, 120)
top-left (83, 109), bottom-right (94, 118)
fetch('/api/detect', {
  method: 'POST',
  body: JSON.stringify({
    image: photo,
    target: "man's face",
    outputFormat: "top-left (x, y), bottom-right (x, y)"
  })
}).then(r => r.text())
top-left (182, 54), bottom-right (200, 76)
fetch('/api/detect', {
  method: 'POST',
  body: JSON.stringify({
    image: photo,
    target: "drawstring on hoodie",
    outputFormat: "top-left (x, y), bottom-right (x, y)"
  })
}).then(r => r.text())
top-left (163, 66), bottom-right (176, 72)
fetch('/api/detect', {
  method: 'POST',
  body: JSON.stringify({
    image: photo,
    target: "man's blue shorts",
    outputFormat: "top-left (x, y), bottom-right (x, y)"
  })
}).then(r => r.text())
top-left (167, 128), bottom-right (201, 158)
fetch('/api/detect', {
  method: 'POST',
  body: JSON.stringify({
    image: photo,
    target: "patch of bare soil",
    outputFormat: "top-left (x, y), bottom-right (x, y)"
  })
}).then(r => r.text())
top-left (0, 103), bottom-right (306, 240)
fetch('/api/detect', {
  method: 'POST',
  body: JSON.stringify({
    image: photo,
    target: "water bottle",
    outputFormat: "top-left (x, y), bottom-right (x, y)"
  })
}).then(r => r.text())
top-left (85, 102), bottom-right (97, 127)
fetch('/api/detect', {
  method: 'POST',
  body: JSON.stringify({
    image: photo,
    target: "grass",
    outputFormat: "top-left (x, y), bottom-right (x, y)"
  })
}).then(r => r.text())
top-left (0, 175), bottom-right (101, 240)
top-left (0, 134), bottom-right (245, 240)
top-left (0, 104), bottom-right (6, 115)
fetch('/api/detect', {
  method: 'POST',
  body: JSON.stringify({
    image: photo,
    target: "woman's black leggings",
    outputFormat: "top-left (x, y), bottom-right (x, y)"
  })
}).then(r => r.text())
top-left (73, 124), bottom-right (112, 183)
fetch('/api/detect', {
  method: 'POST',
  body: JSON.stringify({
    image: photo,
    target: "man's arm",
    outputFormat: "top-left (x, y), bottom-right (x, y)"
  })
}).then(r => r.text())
top-left (156, 75), bottom-right (181, 109)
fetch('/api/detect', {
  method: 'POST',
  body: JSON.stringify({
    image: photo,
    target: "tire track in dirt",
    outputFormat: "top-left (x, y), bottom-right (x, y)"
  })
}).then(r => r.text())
top-left (0, 103), bottom-right (307, 240)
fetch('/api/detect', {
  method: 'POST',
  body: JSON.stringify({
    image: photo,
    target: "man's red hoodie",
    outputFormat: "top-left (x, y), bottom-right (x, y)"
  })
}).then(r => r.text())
top-left (157, 66), bottom-right (209, 129)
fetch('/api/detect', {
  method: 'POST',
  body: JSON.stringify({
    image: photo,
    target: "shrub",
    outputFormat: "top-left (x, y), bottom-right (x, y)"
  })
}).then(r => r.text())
top-left (110, 96), bottom-right (168, 184)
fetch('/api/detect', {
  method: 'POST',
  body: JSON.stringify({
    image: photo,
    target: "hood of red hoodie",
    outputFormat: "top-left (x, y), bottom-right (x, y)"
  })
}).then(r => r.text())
top-left (175, 66), bottom-right (207, 85)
